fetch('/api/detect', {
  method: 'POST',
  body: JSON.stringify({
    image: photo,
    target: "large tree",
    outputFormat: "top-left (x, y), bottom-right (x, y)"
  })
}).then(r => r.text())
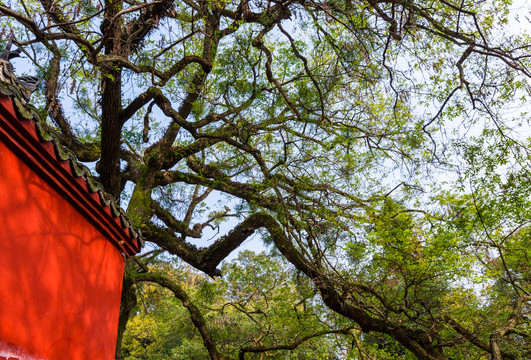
top-left (1, 0), bottom-right (531, 358)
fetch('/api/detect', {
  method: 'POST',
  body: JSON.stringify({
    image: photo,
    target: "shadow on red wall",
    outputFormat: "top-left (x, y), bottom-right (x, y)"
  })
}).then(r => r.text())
top-left (0, 140), bottom-right (124, 359)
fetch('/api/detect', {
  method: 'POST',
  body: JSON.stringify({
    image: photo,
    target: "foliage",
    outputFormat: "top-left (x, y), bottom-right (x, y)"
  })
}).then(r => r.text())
top-left (1, 0), bottom-right (531, 358)
top-left (123, 252), bottom-right (353, 359)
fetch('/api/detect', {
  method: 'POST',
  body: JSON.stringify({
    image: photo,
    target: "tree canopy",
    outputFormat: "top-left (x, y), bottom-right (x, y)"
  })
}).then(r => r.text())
top-left (1, 0), bottom-right (531, 357)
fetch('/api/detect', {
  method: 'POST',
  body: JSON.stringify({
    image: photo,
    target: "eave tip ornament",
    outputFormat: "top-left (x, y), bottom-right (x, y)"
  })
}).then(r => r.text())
top-left (0, 38), bottom-right (42, 103)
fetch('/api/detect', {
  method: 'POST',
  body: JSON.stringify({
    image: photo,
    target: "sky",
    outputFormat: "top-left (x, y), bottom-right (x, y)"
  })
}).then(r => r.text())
top-left (7, 0), bottom-right (531, 265)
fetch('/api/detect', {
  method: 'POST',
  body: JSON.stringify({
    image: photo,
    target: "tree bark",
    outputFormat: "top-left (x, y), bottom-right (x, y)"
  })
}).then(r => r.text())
top-left (100, 67), bottom-right (123, 199)
top-left (115, 269), bottom-right (137, 360)
top-left (99, 0), bottom-right (124, 199)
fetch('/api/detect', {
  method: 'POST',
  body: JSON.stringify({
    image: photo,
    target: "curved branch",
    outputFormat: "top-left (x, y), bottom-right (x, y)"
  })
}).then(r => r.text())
top-left (443, 316), bottom-right (516, 360)
top-left (154, 170), bottom-right (273, 208)
top-left (252, 211), bottom-right (445, 360)
top-left (122, 0), bottom-right (176, 53)
top-left (132, 272), bottom-right (224, 360)
top-left (0, 5), bottom-right (46, 40)
top-left (0, 6), bottom-right (96, 56)
top-left (238, 327), bottom-right (353, 360)
top-left (44, 41), bottom-right (101, 161)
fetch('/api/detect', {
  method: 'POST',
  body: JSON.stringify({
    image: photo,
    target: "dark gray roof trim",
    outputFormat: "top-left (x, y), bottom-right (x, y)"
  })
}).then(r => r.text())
top-left (0, 78), bottom-right (143, 257)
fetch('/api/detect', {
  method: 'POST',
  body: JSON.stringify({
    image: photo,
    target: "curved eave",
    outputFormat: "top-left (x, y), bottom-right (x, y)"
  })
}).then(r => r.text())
top-left (0, 95), bottom-right (142, 258)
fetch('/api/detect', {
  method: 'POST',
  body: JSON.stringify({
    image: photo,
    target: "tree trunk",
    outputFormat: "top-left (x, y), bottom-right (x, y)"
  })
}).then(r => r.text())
top-left (115, 267), bottom-right (137, 360)
top-left (99, 0), bottom-right (123, 199)
top-left (100, 67), bottom-right (123, 199)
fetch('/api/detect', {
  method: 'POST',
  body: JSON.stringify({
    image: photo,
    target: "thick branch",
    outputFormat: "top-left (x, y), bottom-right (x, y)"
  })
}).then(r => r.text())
top-left (253, 211), bottom-right (445, 360)
top-left (44, 42), bottom-right (101, 161)
top-left (152, 201), bottom-right (203, 238)
top-left (122, 0), bottom-right (176, 53)
top-left (238, 328), bottom-right (353, 360)
top-left (0, 5), bottom-right (96, 55)
top-left (154, 170), bottom-right (273, 208)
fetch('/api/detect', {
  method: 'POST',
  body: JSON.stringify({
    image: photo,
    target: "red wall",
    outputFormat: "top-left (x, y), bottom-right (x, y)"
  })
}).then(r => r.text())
top-left (0, 139), bottom-right (125, 359)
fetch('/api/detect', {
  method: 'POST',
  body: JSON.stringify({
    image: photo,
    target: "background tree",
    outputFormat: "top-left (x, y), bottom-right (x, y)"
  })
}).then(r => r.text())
top-left (1, 0), bottom-right (531, 358)
top-left (122, 251), bottom-right (355, 359)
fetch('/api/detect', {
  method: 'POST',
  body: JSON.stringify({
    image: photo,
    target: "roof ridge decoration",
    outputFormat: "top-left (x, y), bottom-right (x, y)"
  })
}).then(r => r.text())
top-left (0, 58), bottom-right (143, 257)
